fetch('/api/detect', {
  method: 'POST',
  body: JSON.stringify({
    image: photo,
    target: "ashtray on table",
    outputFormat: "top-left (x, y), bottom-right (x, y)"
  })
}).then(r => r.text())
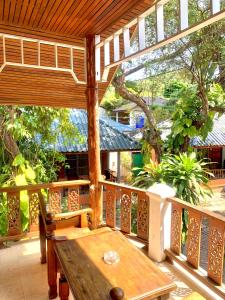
top-left (103, 250), bottom-right (120, 264)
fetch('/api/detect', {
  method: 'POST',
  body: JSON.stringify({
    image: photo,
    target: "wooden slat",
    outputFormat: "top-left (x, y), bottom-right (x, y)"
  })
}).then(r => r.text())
top-left (120, 188), bottom-right (132, 233)
top-left (137, 191), bottom-right (149, 240)
top-left (28, 190), bottom-right (40, 232)
top-left (68, 188), bottom-right (80, 211)
top-left (105, 185), bottom-right (117, 228)
top-left (49, 188), bottom-right (62, 214)
top-left (180, 0), bottom-right (189, 30)
top-left (207, 218), bottom-right (225, 285)
top-left (170, 203), bottom-right (182, 255)
top-left (186, 210), bottom-right (202, 269)
top-left (7, 191), bottom-right (21, 236)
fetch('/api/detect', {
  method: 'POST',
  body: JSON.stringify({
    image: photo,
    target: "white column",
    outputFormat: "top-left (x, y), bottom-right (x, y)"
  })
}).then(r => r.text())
top-left (147, 183), bottom-right (176, 262)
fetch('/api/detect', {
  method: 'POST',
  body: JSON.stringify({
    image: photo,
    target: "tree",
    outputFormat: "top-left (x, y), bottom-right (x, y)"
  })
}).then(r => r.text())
top-left (0, 106), bottom-right (82, 185)
top-left (111, 1), bottom-right (225, 157)
top-left (0, 105), bottom-right (83, 236)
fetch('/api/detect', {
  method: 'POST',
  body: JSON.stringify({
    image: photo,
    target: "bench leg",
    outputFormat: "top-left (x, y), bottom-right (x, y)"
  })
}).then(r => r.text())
top-left (81, 213), bottom-right (88, 228)
top-left (59, 272), bottom-right (69, 300)
top-left (157, 294), bottom-right (170, 300)
top-left (47, 239), bottom-right (57, 299)
top-left (39, 213), bottom-right (46, 264)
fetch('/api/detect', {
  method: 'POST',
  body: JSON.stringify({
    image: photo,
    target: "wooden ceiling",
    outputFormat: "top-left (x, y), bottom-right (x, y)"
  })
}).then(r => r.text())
top-left (0, 0), bottom-right (154, 108)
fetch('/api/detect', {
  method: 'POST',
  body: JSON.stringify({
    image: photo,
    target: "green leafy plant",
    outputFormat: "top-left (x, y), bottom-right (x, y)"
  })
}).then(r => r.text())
top-left (133, 152), bottom-right (212, 205)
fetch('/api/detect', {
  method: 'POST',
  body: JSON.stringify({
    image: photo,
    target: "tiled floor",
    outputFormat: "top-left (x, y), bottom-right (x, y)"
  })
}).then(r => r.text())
top-left (0, 236), bottom-right (201, 300)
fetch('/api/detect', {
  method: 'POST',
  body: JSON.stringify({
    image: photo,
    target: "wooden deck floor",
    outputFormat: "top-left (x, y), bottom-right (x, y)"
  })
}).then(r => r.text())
top-left (0, 233), bottom-right (206, 300)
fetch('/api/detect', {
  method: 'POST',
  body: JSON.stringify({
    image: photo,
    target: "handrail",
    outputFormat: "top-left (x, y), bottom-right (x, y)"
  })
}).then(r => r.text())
top-left (0, 179), bottom-right (91, 242)
top-left (167, 196), bottom-right (225, 290)
top-left (0, 179), bottom-right (90, 193)
top-left (100, 180), bottom-right (149, 241)
top-left (99, 180), bottom-right (146, 193)
top-left (167, 197), bottom-right (225, 223)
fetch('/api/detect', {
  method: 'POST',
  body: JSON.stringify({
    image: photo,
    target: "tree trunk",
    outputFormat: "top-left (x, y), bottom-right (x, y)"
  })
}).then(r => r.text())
top-left (0, 108), bottom-right (20, 161)
top-left (112, 74), bottom-right (162, 162)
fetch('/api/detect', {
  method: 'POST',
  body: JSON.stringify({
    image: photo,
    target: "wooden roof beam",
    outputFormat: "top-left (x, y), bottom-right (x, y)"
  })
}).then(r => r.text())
top-left (97, 0), bottom-right (225, 82)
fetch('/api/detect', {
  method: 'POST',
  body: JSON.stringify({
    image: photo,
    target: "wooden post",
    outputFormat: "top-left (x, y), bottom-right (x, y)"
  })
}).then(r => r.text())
top-left (86, 35), bottom-right (102, 228)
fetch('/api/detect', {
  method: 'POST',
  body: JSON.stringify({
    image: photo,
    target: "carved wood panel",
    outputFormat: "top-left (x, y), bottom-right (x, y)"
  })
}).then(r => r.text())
top-left (28, 190), bottom-right (40, 231)
top-left (68, 188), bottom-right (80, 211)
top-left (7, 191), bottom-right (21, 236)
top-left (49, 188), bottom-right (62, 214)
top-left (186, 210), bottom-right (202, 268)
top-left (120, 188), bottom-right (131, 233)
top-left (105, 185), bottom-right (116, 228)
top-left (137, 192), bottom-right (149, 240)
top-left (207, 218), bottom-right (225, 285)
top-left (170, 204), bottom-right (182, 255)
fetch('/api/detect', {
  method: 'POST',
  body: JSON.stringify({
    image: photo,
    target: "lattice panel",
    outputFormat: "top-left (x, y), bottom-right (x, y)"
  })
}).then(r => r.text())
top-left (68, 188), bottom-right (80, 211)
top-left (28, 190), bottom-right (40, 231)
top-left (207, 219), bottom-right (225, 285)
top-left (186, 210), bottom-right (202, 268)
top-left (120, 189), bottom-right (131, 233)
top-left (7, 191), bottom-right (21, 236)
top-left (137, 192), bottom-right (149, 240)
top-left (170, 204), bottom-right (182, 255)
top-left (105, 186), bottom-right (116, 228)
top-left (49, 188), bottom-right (62, 214)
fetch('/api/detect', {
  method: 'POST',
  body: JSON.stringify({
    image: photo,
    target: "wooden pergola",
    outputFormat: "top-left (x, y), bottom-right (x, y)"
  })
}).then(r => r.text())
top-left (0, 0), bottom-right (224, 228)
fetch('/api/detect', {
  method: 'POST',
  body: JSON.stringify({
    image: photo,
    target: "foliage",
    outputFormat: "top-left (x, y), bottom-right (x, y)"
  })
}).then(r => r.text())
top-left (101, 86), bottom-right (126, 112)
top-left (120, 152), bottom-right (132, 183)
top-left (133, 152), bottom-right (212, 206)
top-left (164, 80), bottom-right (186, 100)
top-left (165, 84), bottom-right (223, 152)
top-left (0, 106), bottom-right (83, 236)
top-left (0, 106), bottom-right (82, 184)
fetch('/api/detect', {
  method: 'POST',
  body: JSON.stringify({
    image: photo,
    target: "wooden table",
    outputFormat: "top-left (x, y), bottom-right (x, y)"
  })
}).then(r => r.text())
top-left (52, 229), bottom-right (176, 300)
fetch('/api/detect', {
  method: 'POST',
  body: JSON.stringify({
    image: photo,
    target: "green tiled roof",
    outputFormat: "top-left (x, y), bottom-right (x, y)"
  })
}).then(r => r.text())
top-left (53, 109), bottom-right (140, 153)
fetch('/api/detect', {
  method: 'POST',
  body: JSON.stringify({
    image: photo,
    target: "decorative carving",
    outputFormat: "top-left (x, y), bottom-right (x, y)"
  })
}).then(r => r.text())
top-left (186, 211), bottom-right (201, 268)
top-left (137, 192), bottom-right (149, 240)
top-left (105, 186), bottom-right (116, 227)
top-left (49, 188), bottom-right (61, 214)
top-left (120, 189), bottom-right (131, 233)
top-left (7, 191), bottom-right (21, 236)
top-left (207, 220), bottom-right (225, 285)
top-left (170, 204), bottom-right (182, 255)
top-left (28, 190), bottom-right (40, 231)
top-left (68, 188), bottom-right (80, 211)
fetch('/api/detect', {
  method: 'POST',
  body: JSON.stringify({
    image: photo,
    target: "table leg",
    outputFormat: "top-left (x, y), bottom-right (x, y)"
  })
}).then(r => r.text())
top-left (47, 239), bottom-right (57, 299)
top-left (59, 272), bottom-right (69, 300)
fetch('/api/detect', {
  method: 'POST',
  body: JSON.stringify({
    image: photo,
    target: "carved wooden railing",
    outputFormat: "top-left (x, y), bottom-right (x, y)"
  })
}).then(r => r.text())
top-left (210, 169), bottom-right (225, 179)
top-left (0, 180), bottom-right (90, 242)
top-left (99, 180), bottom-right (149, 241)
top-left (166, 197), bottom-right (225, 297)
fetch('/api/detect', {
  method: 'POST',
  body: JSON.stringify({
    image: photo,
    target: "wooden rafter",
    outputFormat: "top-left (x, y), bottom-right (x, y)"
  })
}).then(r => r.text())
top-left (97, 0), bottom-right (225, 81)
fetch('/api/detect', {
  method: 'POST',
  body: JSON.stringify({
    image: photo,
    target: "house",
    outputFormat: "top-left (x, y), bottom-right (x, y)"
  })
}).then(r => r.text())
top-left (191, 114), bottom-right (225, 177)
top-left (113, 97), bottom-right (167, 128)
top-left (53, 109), bottom-right (140, 181)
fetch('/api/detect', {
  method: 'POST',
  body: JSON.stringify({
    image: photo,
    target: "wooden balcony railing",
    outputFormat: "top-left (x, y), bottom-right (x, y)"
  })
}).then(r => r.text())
top-left (99, 180), bottom-right (149, 241)
top-left (0, 180), bottom-right (90, 242)
top-left (210, 169), bottom-right (225, 179)
top-left (166, 197), bottom-right (225, 297)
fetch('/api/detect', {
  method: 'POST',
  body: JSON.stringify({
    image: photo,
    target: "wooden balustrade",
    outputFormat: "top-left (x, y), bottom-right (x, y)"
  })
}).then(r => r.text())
top-left (0, 180), bottom-right (90, 242)
top-left (210, 169), bottom-right (225, 179)
top-left (166, 197), bottom-right (225, 297)
top-left (99, 181), bottom-right (149, 241)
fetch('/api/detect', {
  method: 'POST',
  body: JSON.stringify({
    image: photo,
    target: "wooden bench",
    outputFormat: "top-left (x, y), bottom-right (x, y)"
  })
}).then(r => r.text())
top-left (38, 191), bottom-right (93, 264)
